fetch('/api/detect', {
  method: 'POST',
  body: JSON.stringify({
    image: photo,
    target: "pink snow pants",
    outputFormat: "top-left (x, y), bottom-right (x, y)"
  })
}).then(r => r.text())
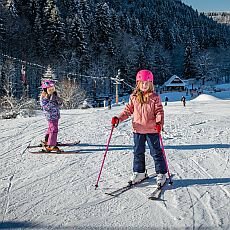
top-left (46, 119), bottom-right (59, 146)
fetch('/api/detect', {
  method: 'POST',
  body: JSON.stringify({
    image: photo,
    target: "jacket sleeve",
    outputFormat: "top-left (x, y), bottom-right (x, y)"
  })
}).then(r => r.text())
top-left (50, 94), bottom-right (62, 106)
top-left (155, 95), bottom-right (164, 126)
top-left (118, 95), bottom-right (134, 122)
top-left (40, 93), bottom-right (57, 112)
top-left (40, 97), bottom-right (51, 112)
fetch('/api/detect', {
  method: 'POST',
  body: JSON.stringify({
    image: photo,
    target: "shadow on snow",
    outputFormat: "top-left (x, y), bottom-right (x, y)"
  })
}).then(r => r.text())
top-left (164, 143), bottom-right (230, 150)
top-left (74, 143), bottom-right (229, 153)
top-left (171, 177), bottom-right (230, 189)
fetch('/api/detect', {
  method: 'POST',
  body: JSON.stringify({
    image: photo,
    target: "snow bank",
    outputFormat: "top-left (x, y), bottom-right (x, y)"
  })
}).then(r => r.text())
top-left (191, 94), bottom-right (221, 101)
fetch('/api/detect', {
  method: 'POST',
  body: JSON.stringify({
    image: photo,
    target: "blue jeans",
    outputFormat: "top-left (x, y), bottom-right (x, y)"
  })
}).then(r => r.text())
top-left (133, 133), bottom-right (167, 174)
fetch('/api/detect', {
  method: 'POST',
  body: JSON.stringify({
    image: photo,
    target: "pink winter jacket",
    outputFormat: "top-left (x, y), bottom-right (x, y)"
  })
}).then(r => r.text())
top-left (118, 92), bottom-right (164, 134)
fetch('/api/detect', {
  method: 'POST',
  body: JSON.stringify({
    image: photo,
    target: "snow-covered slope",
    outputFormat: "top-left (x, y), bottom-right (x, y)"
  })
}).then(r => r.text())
top-left (0, 95), bottom-right (229, 229)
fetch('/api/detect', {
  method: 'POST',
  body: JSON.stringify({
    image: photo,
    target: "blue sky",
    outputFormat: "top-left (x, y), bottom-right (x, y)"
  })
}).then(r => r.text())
top-left (181, 0), bottom-right (230, 12)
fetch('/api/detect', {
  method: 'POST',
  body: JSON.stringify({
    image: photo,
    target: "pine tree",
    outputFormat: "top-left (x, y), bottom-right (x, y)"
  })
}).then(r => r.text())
top-left (33, 7), bottom-right (44, 58)
top-left (42, 65), bottom-right (56, 81)
top-left (42, 0), bottom-right (66, 58)
top-left (69, 13), bottom-right (87, 56)
top-left (79, 0), bottom-right (92, 27)
top-left (131, 17), bottom-right (142, 36)
top-left (154, 46), bottom-right (171, 84)
top-left (0, 16), bottom-right (6, 52)
top-left (94, 2), bottom-right (112, 48)
top-left (183, 45), bottom-right (197, 79)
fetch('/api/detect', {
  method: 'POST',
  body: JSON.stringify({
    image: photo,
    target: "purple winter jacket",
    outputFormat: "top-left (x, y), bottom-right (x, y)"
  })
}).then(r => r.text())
top-left (40, 93), bottom-right (61, 121)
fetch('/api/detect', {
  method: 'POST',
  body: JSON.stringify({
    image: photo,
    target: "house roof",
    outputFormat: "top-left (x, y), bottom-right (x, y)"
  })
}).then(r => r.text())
top-left (163, 75), bottom-right (186, 87)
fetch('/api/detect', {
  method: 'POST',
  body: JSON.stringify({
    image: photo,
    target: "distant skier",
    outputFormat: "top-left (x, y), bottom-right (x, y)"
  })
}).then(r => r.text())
top-left (104, 98), bottom-right (107, 108)
top-left (181, 96), bottom-right (186, 107)
top-left (111, 70), bottom-right (167, 187)
top-left (40, 79), bottom-right (62, 152)
top-left (108, 98), bottom-right (112, 110)
top-left (164, 96), bottom-right (169, 106)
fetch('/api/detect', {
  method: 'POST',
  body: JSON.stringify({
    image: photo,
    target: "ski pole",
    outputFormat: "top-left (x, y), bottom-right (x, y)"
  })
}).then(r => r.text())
top-left (95, 125), bottom-right (115, 189)
top-left (159, 133), bottom-right (173, 185)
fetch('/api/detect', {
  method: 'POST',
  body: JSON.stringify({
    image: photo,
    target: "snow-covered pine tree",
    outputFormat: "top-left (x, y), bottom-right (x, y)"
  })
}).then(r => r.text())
top-left (94, 2), bottom-right (112, 50)
top-left (69, 12), bottom-right (87, 56)
top-left (42, 0), bottom-right (66, 59)
top-left (183, 45), bottom-right (198, 79)
top-left (42, 65), bottom-right (56, 81)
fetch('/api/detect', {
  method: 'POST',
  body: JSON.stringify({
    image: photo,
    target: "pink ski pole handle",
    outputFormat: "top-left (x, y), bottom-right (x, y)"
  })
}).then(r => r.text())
top-left (95, 125), bottom-right (115, 189)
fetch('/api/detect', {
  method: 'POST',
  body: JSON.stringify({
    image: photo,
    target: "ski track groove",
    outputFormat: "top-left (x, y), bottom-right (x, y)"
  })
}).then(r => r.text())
top-left (67, 195), bottom-right (151, 227)
top-left (0, 119), bottom-right (44, 143)
top-left (189, 187), bottom-right (221, 227)
top-left (177, 158), bottom-right (225, 228)
top-left (190, 158), bottom-right (230, 198)
top-left (11, 160), bottom-right (88, 220)
top-left (163, 115), bottom-right (197, 226)
top-left (132, 184), bottom-right (177, 222)
top-left (174, 157), bottom-right (228, 229)
top-left (1, 174), bottom-right (15, 222)
top-left (172, 167), bottom-right (196, 230)
top-left (166, 110), bottom-right (230, 228)
top-left (0, 119), bottom-right (48, 222)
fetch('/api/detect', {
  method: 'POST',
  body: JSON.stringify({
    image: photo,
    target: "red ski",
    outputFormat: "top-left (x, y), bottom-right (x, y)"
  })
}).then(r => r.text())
top-left (29, 149), bottom-right (80, 154)
top-left (27, 140), bottom-right (80, 149)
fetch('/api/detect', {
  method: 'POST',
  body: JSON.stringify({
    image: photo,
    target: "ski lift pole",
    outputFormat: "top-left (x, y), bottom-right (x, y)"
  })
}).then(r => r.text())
top-left (159, 133), bottom-right (173, 185)
top-left (115, 80), bottom-right (119, 104)
top-left (111, 69), bottom-right (123, 105)
top-left (95, 125), bottom-right (115, 189)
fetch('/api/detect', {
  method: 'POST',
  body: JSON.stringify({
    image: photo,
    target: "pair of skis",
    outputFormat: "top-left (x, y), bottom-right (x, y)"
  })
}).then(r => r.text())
top-left (27, 140), bottom-right (81, 154)
top-left (105, 174), bottom-right (170, 200)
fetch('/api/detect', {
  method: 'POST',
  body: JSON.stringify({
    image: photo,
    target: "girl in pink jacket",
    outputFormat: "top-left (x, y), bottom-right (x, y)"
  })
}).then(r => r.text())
top-left (111, 70), bottom-right (167, 186)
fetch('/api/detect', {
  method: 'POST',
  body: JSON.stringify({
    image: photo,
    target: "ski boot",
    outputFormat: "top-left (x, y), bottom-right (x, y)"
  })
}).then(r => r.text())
top-left (45, 145), bottom-right (62, 153)
top-left (156, 173), bottom-right (167, 188)
top-left (129, 172), bottom-right (148, 185)
top-left (41, 134), bottom-right (49, 147)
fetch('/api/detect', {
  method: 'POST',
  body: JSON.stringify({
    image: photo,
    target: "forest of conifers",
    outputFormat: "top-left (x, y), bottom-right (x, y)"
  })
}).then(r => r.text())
top-left (0, 0), bottom-right (230, 100)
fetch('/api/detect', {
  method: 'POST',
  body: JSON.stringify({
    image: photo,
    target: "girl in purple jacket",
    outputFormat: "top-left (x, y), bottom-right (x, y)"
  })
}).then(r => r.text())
top-left (40, 79), bottom-right (62, 152)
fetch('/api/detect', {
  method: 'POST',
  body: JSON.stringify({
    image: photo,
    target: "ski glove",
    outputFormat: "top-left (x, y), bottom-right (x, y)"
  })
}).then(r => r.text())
top-left (111, 116), bottom-right (119, 127)
top-left (155, 122), bottom-right (162, 133)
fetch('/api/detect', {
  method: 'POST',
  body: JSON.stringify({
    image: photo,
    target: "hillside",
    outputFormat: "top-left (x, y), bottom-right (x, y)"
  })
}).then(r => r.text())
top-left (0, 92), bottom-right (229, 229)
top-left (206, 12), bottom-right (230, 25)
top-left (0, 0), bottom-right (230, 101)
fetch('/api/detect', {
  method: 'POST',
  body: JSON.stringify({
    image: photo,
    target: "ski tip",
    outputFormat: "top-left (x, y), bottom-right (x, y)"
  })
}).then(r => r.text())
top-left (148, 197), bottom-right (164, 201)
top-left (105, 192), bottom-right (116, 197)
top-left (148, 196), bottom-right (159, 200)
top-left (127, 181), bottom-right (133, 186)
